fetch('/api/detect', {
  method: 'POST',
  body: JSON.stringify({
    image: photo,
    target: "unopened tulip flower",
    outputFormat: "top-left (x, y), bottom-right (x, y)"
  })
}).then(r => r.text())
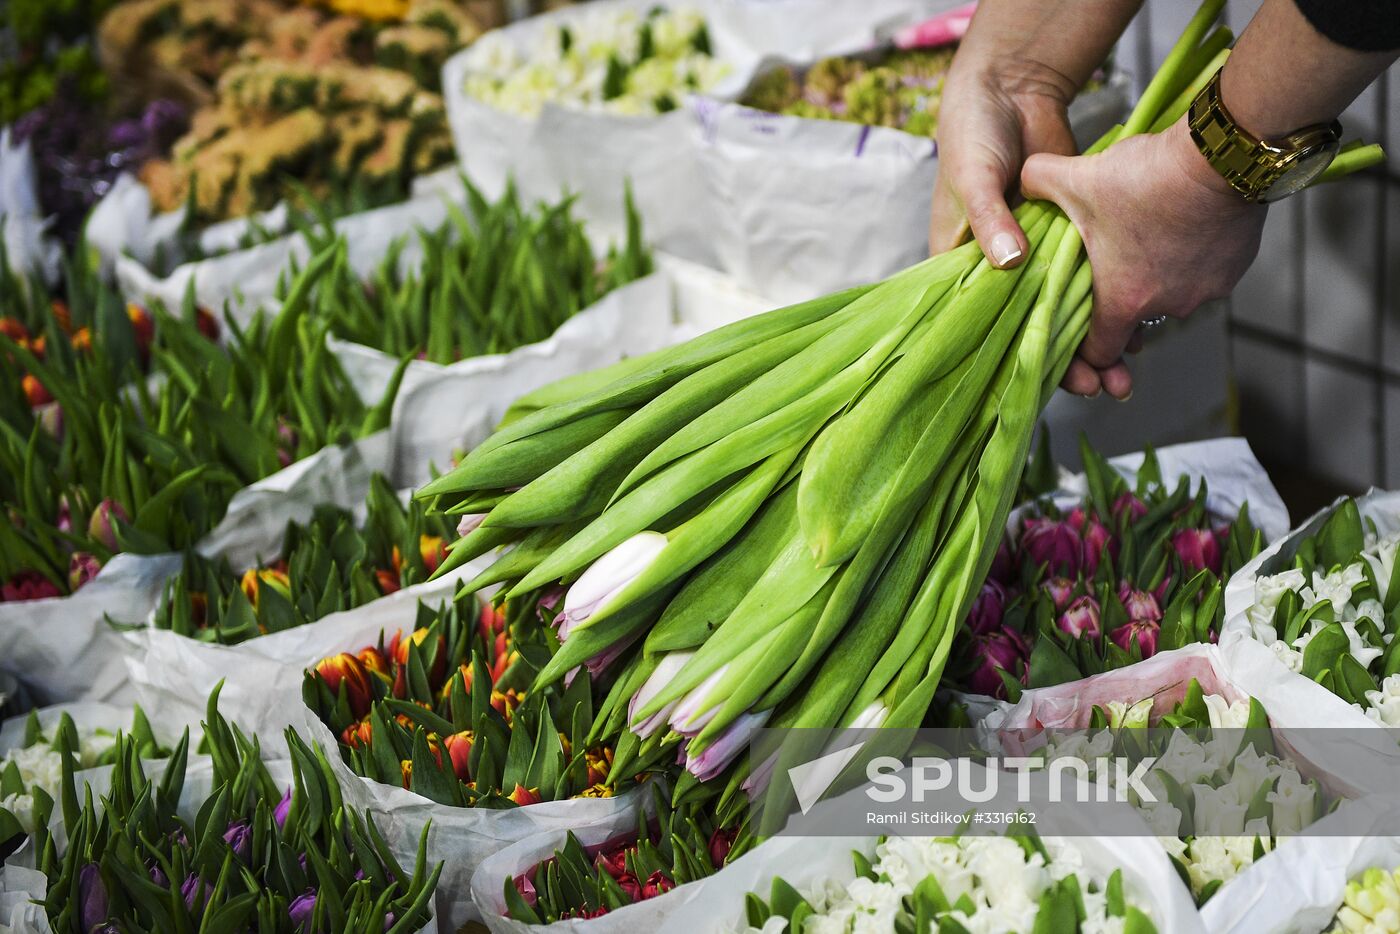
top-left (708, 827), bottom-right (738, 868)
top-left (78, 864), bottom-right (109, 932)
top-left (288, 889), bottom-right (317, 931)
top-left (508, 785), bottom-right (543, 806)
top-left (967, 628), bottom-right (1028, 697)
top-left (88, 499), bottom-right (130, 552)
top-left (181, 873), bottom-right (211, 911)
top-left (419, 535), bottom-right (447, 574)
top-left (314, 653), bottom-right (373, 718)
top-left (1041, 576), bottom-right (1074, 611)
top-left (849, 701), bottom-right (890, 730)
top-left (629, 652), bottom-right (693, 738)
top-left (1172, 528), bottom-right (1223, 574)
top-left (1058, 595), bottom-right (1101, 639)
top-left (1020, 517), bottom-right (1081, 576)
top-left (443, 731), bottom-right (473, 782)
top-left (1080, 516), bottom-right (1114, 576)
top-left (274, 788), bottom-right (293, 830)
top-left (1110, 619), bottom-right (1160, 658)
top-left (1, 570), bottom-right (63, 602)
top-left (558, 532), bottom-right (668, 639)
top-left (686, 709), bottom-right (769, 781)
top-left (21, 374), bottom-right (51, 407)
top-left (456, 513), bottom-right (486, 537)
top-left (669, 664), bottom-right (730, 737)
top-left (967, 580), bottom-right (1008, 634)
top-left (223, 820), bottom-right (252, 860)
top-left (1112, 492), bottom-right (1147, 522)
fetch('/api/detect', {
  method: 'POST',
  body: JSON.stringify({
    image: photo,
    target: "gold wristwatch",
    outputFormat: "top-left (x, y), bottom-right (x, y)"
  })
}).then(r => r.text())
top-left (1188, 67), bottom-right (1342, 203)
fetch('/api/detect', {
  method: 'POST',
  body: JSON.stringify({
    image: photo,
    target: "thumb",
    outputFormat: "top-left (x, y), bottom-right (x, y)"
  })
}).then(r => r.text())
top-left (954, 160), bottom-right (1029, 269)
top-left (1019, 151), bottom-right (1079, 208)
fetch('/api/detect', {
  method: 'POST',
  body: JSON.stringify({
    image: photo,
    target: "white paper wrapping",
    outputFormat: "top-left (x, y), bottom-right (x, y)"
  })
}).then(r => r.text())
top-left (0, 845), bottom-right (50, 934)
top-left (468, 768), bottom-right (1204, 934)
top-left (1197, 795), bottom-right (1400, 934)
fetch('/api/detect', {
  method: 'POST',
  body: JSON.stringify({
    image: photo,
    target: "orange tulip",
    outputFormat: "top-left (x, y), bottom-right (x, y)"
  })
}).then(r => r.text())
top-left (126, 303), bottom-right (155, 352)
top-left (358, 646), bottom-right (390, 678)
top-left (443, 731), bottom-right (473, 782)
top-left (491, 688), bottom-right (523, 719)
top-left (21, 374), bottom-right (51, 407)
top-left (50, 301), bottom-right (72, 334)
top-left (239, 566), bottom-right (290, 610)
top-left (341, 719), bottom-right (373, 749)
top-left (393, 628), bottom-right (447, 684)
top-left (0, 318), bottom-right (30, 343)
top-left (314, 653), bottom-right (373, 718)
top-left (70, 327), bottom-right (92, 354)
top-left (399, 759), bottom-right (413, 789)
top-left (419, 536), bottom-right (447, 575)
top-left (507, 784), bottom-right (542, 806)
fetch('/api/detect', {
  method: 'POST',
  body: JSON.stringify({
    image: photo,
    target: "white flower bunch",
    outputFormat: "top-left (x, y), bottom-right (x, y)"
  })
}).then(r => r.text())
top-left (1244, 520), bottom-right (1400, 724)
top-left (0, 722), bottom-right (119, 835)
top-left (1044, 690), bottom-right (1319, 903)
top-left (464, 7), bottom-right (730, 117)
top-left (738, 834), bottom-right (1153, 934)
top-left (1331, 866), bottom-right (1400, 933)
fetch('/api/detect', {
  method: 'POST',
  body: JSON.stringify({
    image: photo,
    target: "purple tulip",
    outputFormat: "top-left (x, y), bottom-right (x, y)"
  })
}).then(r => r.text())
top-left (1112, 492), bottom-right (1148, 522)
top-left (1111, 619), bottom-right (1160, 658)
top-left (382, 912), bottom-right (396, 931)
top-left (182, 873), bottom-right (211, 911)
top-left (1172, 528), bottom-right (1222, 574)
top-left (78, 864), bottom-right (109, 932)
top-left (289, 889), bottom-right (317, 931)
top-left (1058, 595), bottom-right (1102, 639)
top-left (223, 820), bottom-right (252, 860)
top-left (1079, 516), bottom-right (1114, 577)
top-left (1153, 574), bottom-right (1173, 605)
top-left (148, 860), bottom-right (168, 888)
top-left (1118, 585), bottom-right (1163, 624)
top-left (140, 99), bottom-right (187, 149)
top-left (967, 628), bottom-right (1029, 698)
top-left (88, 499), bottom-right (130, 552)
top-left (629, 652), bottom-right (692, 739)
top-left (1020, 517), bottom-right (1081, 576)
top-left (68, 551), bottom-right (102, 592)
top-left (1040, 576), bottom-right (1075, 612)
top-left (987, 541), bottom-right (1014, 584)
top-left (967, 580), bottom-right (1009, 634)
top-left (274, 787), bottom-right (293, 830)
top-left (686, 710), bottom-right (770, 782)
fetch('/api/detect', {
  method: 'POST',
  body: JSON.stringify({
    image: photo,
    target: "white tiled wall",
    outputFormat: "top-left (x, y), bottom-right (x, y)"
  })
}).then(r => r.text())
top-left (1123, 0), bottom-right (1398, 491)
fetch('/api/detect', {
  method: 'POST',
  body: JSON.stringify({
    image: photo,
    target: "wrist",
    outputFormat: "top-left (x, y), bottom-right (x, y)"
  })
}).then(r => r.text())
top-left (1164, 115), bottom-right (1258, 206)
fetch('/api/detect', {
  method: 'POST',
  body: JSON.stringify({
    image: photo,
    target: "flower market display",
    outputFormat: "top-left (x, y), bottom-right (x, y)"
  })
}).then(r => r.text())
top-left (1, 0), bottom-right (1396, 929)
top-left (9, 690), bottom-right (442, 932)
top-left (0, 255), bottom-right (402, 603)
top-left (1236, 498), bottom-right (1400, 724)
top-left (0, 705), bottom-right (168, 838)
top-left (152, 474), bottom-right (454, 643)
top-left (308, 180), bottom-right (651, 363)
top-left (502, 782), bottom-right (752, 922)
top-left (950, 441), bottom-right (1265, 700)
top-left (461, 5), bottom-right (729, 116)
top-left (1040, 678), bottom-right (1326, 905)
top-left (739, 830), bottom-right (1158, 933)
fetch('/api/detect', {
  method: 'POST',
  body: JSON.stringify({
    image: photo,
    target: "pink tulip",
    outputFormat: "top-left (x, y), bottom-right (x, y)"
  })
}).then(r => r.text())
top-left (967, 628), bottom-right (1029, 698)
top-left (455, 513), bottom-right (486, 537)
top-left (55, 496), bottom-right (73, 536)
top-left (1041, 576), bottom-right (1075, 612)
top-left (1118, 584), bottom-right (1163, 623)
top-left (559, 532), bottom-right (668, 640)
top-left (967, 580), bottom-right (1009, 634)
top-left (1153, 574), bottom-right (1173, 605)
top-left (1057, 595), bottom-right (1101, 639)
top-left (1172, 528), bottom-right (1222, 574)
top-left (1020, 517), bottom-right (1081, 576)
top-left (1111, 619), bottom-right (1160, 657)
top-left (1, 571), bottom-right (63, 602)
top-left (1113, 492), bottom-right (1148, 522)
top-left (629, 652), bottom-right (692, 739)
top-left (68, 552), bottom-right (102, 592)
top-left (686, 710), bottom-right (770, 782)
top-left (87, 499), bottom-right (130, 553)
top-left (1080, 517), bottom-right (1115, 577)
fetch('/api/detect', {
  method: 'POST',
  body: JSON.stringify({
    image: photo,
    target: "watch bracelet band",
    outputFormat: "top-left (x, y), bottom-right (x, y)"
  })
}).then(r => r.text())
top-left (1188, 69), bottom-right (1276, 202)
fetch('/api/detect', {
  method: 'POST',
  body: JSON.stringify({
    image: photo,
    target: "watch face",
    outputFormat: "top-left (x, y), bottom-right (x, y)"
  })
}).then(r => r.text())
top-left (1262, 140), bottom-right (1341, 202)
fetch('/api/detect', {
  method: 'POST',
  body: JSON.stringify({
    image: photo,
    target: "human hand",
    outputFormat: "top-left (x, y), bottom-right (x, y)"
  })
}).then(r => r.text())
top-left (928, 55), bottom-right (1079, 265)
top-left (1020, 117), bottom-right (1268, 399)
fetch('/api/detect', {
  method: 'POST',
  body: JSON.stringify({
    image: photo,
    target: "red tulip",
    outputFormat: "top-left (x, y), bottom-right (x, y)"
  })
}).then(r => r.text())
top-left (507, 784), bottom-right (542, 806)
top-left (967, 628), bottom-right (1029, 697)
top-left (1172, 528), bottom-right (1222, 574)
top-left (195, 308), bottom-right (220, 341)
top-left (616, 873), bottom-right (642, 902)
top-left (513, 872), bottom-right (538, 907)
top-left (1057, 595), bottom-right (1101, 639)
top-left (1, 571), bottom-right (63, 602)
top-left (1020, 517), bottom-right (1081, 576)
top-left (314, 653), bottom-right (373, 718)
top-left (708, 827), bottom-right (737, 868)
top-left (443, 731), bottom-right (473, 782)
top-left (88, 499), bottom-right (130, 552)
top-left (0, 317), bottom-right (30, 343)
top-left (418, 535), bottom-right (447, 575)
top-left (21, 374), bottom-right (51, 407)
top-left (126, 304), bottom-right (155, 353)
top-left (967, 580), bottom-right (1009, 634)
top-left (595, 846), bottom-right (629, 881)
top-left (640, 871), bottom-right (674, 900)
top-left (68, 552), bottom-right (102, 592)
top-left (393, 629), bottom-right (447, 685)
top-left (1041, 576), bottom-right (1075, 612)
top-left (1111, 619), bottom-right (1160, 658)
top-left (340, 719), bottom-right (373, 750)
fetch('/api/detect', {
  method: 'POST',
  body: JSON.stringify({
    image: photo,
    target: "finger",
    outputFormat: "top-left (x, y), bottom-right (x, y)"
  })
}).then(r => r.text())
top-left (1098, 360), bottom-right (1134, 401)
top-left (1019, 151), bottom-right (1077, 206)
top-left (1060, 357), bottom-right (1103, 397)
top-left (929, 172), bottom-right (970, 255)
top-left (956, 160), bottom-right (1028, 269)
top-left (1079, 306), bottom-right (1141, 370)
top-left (1125, 332), bottom-right (1144, 354)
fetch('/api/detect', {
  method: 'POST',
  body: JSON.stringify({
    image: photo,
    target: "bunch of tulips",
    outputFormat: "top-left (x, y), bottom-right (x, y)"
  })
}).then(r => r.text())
top-left (303, 181), bottom-right (652, 365)
top-left (305, 593), bottom-right (659, 807)
top-left (950, 440), bottom-right (1264, 699)
top-left (418, 0), bottom-right (1382, 791)
top-left (503, 783), bottom-right (753, 923)
top-left (19, 688), bottom-right (442, 932)
top-left (153, 474), bottom-right (455, 644)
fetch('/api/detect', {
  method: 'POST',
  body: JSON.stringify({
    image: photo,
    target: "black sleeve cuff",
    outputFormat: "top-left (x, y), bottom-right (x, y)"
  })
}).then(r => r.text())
top-left (1293, 0), bottom-right (1400, 52)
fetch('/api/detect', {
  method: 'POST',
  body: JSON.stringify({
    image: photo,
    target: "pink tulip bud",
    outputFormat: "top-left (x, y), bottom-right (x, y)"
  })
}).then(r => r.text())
top-left (629, 652), bottom-right (692, 739)
top-left (1113, 492), bottom-right (1148, 522)
top-left (967, 580), bottom-right (1009, 634)
top-left (685, 709), bottom-right (769, 782)
top-left (1172, 528), bottom-right (1222, 574)
top-left (1041, 576), bottom-right (1075, 612)
top-left (1153, 574), bottom-right (1172, 605)
top-left (1117, 585), bottom-right (1163, 624)
top-left (1080, 517), bottom-right (1115, 577)
top-left (559, 532), bottom-right (668, 640)
top-left (455, 513), bottom-right (486, 537)
top-left (87, 499), bottom-right (130, 553)
top-left (1111, 619), bottom-right (1160, 658)
top-left (967, 628), bottom-right (1029, 698)
top-left (669, 665), bottom-right (729, 738)
top-left (1057, 595), bottom-right (1101, 639)
top-left (1020, 517), bottom-right (1081, 576)
top-left (68, 552), bottom-right (102, 592)
top-left (55, 495), bottom-right (73, 536)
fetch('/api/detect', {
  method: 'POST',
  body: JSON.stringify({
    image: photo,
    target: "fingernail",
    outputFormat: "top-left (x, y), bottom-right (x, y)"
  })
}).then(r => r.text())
top-left (1119, 390), bottom-right (1133, 402)
top-left (989, 233), bottom-right (1022, 268)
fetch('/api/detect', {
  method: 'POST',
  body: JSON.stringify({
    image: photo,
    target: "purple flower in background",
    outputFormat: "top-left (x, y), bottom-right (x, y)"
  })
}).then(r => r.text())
top-left (1111, 619), bottom-right (1160, 658)
top-left (1118, 585), bottom-right (1163, 624)
top-left (141, 99), bottom-right (187, 150)
top-left (68, 551), bottom-right (102, 592)
top-left (274, 787), bottom-right (293, 830)
top-left (987, 541), bottom-right (1014, 584)
top-left (1057, 595), bottom-right (1102, 639)
top-left (1040, 576), bottom-right (1074, 612)
top-left (78, 864), bottom-right (109, 932)
top-left (223, 819), bottom-right (252, 860)
top-left (1079, 516), bottom-right (1114, 577)
top-left (1172, 528), bottom-right (1223, 575)
top-left (967, 628), bottom-right (1029, 698)
top-left (182, 874), bottom-right (211, 911)
top-left (148, 860), bottom-right (169, 889)
top-left (289, 889), bottom-right (318, 931)
top-left (1112, 492), bottom-right (1148, 522)
top-left (1020, 517), bottom-right (1081, 576)
top-left (966, 580), bottom-right (1009, 635)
